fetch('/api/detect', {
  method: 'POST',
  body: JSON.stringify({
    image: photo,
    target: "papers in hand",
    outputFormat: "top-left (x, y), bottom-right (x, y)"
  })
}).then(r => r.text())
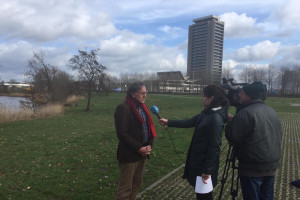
top-left (195, 176), bottom-right (213, 194)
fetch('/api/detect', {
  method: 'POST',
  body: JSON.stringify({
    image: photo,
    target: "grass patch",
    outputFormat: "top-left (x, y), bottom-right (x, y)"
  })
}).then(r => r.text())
top-left (0, 93), bottom-right (299, 199)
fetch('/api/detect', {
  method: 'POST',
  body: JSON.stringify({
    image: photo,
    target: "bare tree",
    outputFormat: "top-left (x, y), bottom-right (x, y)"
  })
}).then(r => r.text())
top-left (266, 64), bottom-right (277, 92)
top-left (294, 66), bottom-right (300, 94)
top-left (255, 67), bottom-right (266, 82)
top-left (278, 66), bottom-right (291, 94)
top-left (291, 65), bottom-right (300, 94)
top-left (52, 70), bottom-right (74, 102)
top-left (27, 51), bottom-right (53, 100)
top-left (143, 72), bottom-right (158, 81)
top-left (120, 72), bottom-right (157, 82)
top-left (9, 79), bottom-right (18, 84)
top-left (239, 65), bottom-right (268, 84)
top-left (0, 64), bottom-right (2, 82)
top-left (26, 51), bottom-right (74, 104)
top-left (69, 49), bottom-right (107, 111)
top-left (106, 74), bottom-right (120, 90)
top-left (222, 65), bottom-right (234, 80)
top-left (238, 67), bottom-right (251, 83)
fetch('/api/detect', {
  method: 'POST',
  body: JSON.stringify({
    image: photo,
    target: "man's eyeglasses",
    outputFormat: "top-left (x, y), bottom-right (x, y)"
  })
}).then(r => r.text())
top-left (137, 91), bottom-right (147, 95)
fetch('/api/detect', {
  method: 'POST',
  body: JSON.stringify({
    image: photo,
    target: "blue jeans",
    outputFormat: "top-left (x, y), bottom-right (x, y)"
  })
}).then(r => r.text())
top-left (240, 176), bottom-right (275, 200)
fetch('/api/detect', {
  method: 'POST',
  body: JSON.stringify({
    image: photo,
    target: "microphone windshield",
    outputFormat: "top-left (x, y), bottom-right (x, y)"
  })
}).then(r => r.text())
top-left (151, 105), bottom-right (159, 114)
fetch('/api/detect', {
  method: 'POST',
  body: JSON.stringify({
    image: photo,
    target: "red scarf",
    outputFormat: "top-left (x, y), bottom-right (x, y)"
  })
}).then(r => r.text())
top-left (126, 96), bottom-right (157, 138)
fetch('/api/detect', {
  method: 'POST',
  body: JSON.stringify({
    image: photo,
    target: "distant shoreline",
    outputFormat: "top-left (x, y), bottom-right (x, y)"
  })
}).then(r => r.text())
top-left (0, 93), bottom-right (29, 97)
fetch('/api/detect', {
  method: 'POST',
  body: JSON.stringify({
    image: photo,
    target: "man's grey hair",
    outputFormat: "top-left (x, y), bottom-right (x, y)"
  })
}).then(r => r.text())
top-left (127, 81), bottom-right (146, 96)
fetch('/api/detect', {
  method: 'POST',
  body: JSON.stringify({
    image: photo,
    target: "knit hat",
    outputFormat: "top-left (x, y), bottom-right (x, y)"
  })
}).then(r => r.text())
top-left (242, 82), bottom-right (267, 100)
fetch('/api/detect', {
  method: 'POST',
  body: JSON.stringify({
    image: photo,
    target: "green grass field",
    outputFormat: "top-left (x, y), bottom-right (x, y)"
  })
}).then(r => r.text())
top-left (0, 93), bottom-right (299, 200)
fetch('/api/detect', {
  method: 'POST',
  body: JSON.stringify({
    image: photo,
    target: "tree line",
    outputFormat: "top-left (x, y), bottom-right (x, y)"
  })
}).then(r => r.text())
top-left (222, 64), bottom-right (300, 95)
top-left (24, 49), bottom-right (158, 112)
top-left (25, 49), bottom-right (107, 111)
top-left (2, 48), bottom-right (298, 112)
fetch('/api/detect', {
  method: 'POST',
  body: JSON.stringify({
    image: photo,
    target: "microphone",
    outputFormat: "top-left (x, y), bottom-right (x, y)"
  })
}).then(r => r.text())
top-left (150, 105), bottom-right (161, 119)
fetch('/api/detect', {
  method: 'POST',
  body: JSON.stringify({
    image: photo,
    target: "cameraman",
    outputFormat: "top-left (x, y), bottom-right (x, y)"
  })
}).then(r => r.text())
top-left (225, 82), bottom-right (282, 200)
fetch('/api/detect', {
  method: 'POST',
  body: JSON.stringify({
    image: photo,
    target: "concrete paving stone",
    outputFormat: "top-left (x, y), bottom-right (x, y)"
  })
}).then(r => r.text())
top-left (137, 113), bottom-right (300, 200)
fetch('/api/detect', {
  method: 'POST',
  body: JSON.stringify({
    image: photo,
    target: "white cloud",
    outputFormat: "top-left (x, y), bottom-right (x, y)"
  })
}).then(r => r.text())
top-left (0, 41), bottom-right (71, 81)
top-left (223, 59), bottom-right (239, 69)
top-left (258, 0), bottom-right (300, 38)
top-left (268, 0), bottom-right (300, 29)
top-left (111, 0), bottom-right (284, 23)
top-left (99, 32), bottom-right (186, 76)
top-left (229, 40), bottom-right (280, 62)
top-left (0, 0), bottom-right (117, 42)
top-left (222, 59), bottom-right (241, 77)
top-left (272, 44), bottom-right (300, 66)
top-left (224, 43), bottom-right (300, 67)
top-left (0, 41), bottom-right (33, 81)
top-left (158, 25), bottom-right (184, 39)
top-left (222, 59), bottom-right (270, 82)
top-left (0, 41), bottom-right (33, 70)
top-left (224, 43), bottom-right (300, 82)
top-left (0, 0), bottom-right (299, 83)
top-left (220, 12), bottom-right (263, 38)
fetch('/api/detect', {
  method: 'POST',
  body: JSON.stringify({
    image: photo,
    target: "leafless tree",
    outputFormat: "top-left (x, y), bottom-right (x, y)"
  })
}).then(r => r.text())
top-left (255, 67), bottom-right (266, 82)
top-left (278, 66), bottom-right (291, 94)
top-left (239, 65), bottom-right (267, 84)
top-left (222, 65), bottom-right (234, 80)
top-left (120, 72), bottom-right (158, 87)
top-left (238, 66), bottom-right (251, 83)
top-left (27, 52), bottom-right (53, 100)
top-left (105, 74), bottom-right (120, 90)
top-left (52, 70), bottom-right (74, 102)
top-left (8, 79), bottom-right (18, 83)
top-left (266, 64), bottom-right (277, 92)
top-left (291, 65), bottom-right (300, 94)
top-left (69, 49), bottom-right (107, 111)
top-left (295, 66), bottom-right (300, 94)
top-left (26, 51), bottom-right (74, 104)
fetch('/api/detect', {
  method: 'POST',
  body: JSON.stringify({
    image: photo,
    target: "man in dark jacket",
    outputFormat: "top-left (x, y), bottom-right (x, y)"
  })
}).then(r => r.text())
top-left (225, 82), bottom-right (282, 200)
top-left (114, 81), bottom-right (156, 200)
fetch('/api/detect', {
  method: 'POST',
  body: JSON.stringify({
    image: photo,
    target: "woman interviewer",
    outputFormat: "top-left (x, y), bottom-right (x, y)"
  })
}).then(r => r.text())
top-left (159, 85), bottom-right (229, 200)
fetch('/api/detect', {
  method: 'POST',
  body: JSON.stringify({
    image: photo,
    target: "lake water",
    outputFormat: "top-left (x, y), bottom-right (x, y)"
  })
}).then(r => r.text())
top-left (0, 96), bottom-right (29, 109)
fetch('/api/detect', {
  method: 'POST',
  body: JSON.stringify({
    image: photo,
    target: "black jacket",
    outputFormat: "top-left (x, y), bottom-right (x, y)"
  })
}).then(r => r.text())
top-left (168, 107), bottom-right (228, 187)
top-left (225, 100), bottom-right (282, 171)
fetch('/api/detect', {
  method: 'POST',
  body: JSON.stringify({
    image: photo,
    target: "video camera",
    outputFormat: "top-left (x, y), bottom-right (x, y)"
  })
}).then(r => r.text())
top-left (222, 77), bottom-right (247, 108)
top-left (220, 78), bottom-right (247, 199)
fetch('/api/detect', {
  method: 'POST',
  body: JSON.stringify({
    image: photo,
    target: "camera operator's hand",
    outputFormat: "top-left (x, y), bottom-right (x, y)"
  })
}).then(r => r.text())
top-left (159, 118), bottom-right (168, 126)
top-left (201, 173), bottom-right (211, 184)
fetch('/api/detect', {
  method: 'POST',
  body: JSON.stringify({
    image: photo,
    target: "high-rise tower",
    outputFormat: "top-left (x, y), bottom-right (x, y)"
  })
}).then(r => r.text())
top-left (187, 15), bottom-right (224, 84)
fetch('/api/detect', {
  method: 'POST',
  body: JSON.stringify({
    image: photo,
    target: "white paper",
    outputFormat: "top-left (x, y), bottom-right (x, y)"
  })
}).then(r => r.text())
top-left (195, 176), bottom-right (213, 194)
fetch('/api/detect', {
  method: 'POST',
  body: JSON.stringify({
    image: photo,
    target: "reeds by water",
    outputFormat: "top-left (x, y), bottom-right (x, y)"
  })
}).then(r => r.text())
top-left (0, 104), bottom-right (64, 123)
top-left (0, 95), bottom-right (84, 123)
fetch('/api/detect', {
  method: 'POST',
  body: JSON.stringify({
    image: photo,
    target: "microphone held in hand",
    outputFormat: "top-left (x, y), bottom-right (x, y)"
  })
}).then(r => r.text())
top-left (151, 106), bottom-right (179, 156)
top-left (151, 105), bottom-right (161, 119)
